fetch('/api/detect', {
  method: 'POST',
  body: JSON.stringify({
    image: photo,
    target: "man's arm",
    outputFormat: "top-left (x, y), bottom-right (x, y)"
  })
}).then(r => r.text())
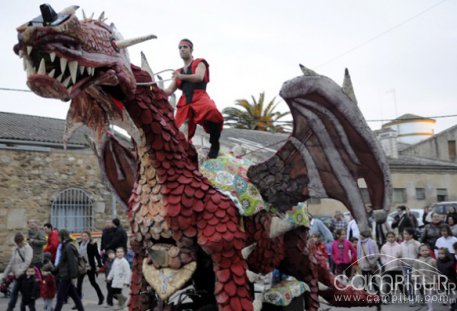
top-left (163, 78), bottom-right (178, 96)
top-left (173, 62), bottom-right (206, 83)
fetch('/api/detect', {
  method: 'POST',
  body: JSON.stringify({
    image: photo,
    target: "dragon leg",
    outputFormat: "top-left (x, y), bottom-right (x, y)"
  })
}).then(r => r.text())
top-left (196, 193), bottom-right (253, 311)
top-left (129, 236), bottom-right (150, 311)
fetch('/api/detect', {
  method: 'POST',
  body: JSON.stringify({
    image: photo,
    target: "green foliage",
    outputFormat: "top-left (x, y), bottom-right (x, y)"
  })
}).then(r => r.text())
top-left (222, 92), bottom-right (290, 133)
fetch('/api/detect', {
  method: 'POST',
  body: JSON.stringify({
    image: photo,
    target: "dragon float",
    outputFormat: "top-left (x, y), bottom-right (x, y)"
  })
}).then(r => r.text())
top-left (14, 4), bottom-right (391, 311)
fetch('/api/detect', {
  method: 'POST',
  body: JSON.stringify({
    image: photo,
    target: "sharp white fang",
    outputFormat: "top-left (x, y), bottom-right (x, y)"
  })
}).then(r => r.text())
top-left (26, 60), bottom-right (35, 77)
top-left (27, 46), bottom-right (33, 55)
top-left (68, 61), bottom-right (78, 84)
top-left (89, 67), bottom-right (95, 76)
top-left (22, 58), bottom-right (27, 71)
top-left (19, 50), bottom-right (24, 58)
top-left (62, 76), bottom-right (72, 87)
top-left (38, 58), bottom-right (46, 75)
top-left (50, 52), bottom-right (56, 62)
top-left (60, 58), bottom-right (68, 73)
top-left (79, 65), bottom-right (85, 75)
top-left (68, 86), bottom-right (72, 94)
top-left (48, 69), bottom-right (56, 78)
top-left (56, 73), bottom-right (64, 82)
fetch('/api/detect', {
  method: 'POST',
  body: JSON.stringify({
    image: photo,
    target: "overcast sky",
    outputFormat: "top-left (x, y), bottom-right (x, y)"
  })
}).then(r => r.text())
top-left (1, 0), bottom-right (456, 132)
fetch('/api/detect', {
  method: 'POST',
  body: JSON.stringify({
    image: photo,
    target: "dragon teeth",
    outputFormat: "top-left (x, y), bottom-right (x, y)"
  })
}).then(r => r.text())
top-left (48, 69), bottom-right (55, 78)
top-left (79, 65), bottom-right (85, 75)
top-left (68, 86), bottom-right (72, 94)
top-left (56, 73), bottom-right (64, 82)
top-left (62, 76), bottom-right (72, 87)
top-left (27, 46), bottom-right (33, 55)
top-left (38, 58), bottom-right (46, 75)
top-left (68, 61), bottom-right (78, 84)
top-left (50, 52), bottom-right (56, 62)
top-left (26, 60), bottom-right (35, 77)
top-left (60, 58), bottom-right (68, 73)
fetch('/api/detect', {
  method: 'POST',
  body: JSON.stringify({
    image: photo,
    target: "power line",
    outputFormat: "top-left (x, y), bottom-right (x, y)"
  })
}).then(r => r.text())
top-left (0, 87), bottom-right (31, 93)
top-left (316, 0), bottom-right (449, 69)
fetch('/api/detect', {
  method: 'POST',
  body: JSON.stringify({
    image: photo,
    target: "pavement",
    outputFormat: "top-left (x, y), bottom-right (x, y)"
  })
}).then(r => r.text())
top-left (1, 273), bottom-right (455, 310)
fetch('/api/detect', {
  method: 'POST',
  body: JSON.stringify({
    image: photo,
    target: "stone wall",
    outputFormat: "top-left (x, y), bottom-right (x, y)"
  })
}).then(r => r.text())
top-left (0, 147), bottom-right (128, 271)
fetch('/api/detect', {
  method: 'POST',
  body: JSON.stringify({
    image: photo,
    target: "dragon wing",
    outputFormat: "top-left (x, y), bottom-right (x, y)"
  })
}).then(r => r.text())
top-left (247, 66), bottom-right (391, 232)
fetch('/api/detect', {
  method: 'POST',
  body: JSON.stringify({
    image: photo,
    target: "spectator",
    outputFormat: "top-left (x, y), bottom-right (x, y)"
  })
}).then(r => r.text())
top-left (436, 248), bottom-right (457, 292)
top-left (400, 227), bottom-right (420, 306)
top-left (41, 252), bottom-right (56, 311)
top-left (434, 224), bottom-right (457, 258)
top-left (380, 231), bottom-right (402, 303)
top-left (357, 231), bottom-right (380, 294)
top-left (107, 247), bottom-right (131, 309)
top-left (350, 237), bottom-right (361, 277)
top-left (446, 215), bottom-right (457, 236)
top-left (308, 214), bottom-right (333, 244)
top-left (27, 219), bottom-right (47, 269)
top-left (330, 211), bottom-right (348, 233)
top-left (447, 206), bottom-right (457, 224)
top-left (43, 223), bottom-right (59, 263)
top-left (421, 212), bottom-right (444, 251)
top-left (422, 205), bottom-right (432, 226)
top-left (331, 229), bottom-right (356, 278)
top-left (3, 232), bottom-right (33, 311)
top-left (311, 233), bottom-right (329, 260)
top-left (18, 265), bottom-right (41, 311)
top-left (413, 244), bottom-right (436, 310)
top-left (105, 218), bottom-right (128, 253)
top-left (76, 231), bottom-right (104, 305)
top-left (346, 214), bottom-right (360, 240)
top-left (372, 209), bottom-right (391, 247)
top-left (391, 206), bottom-right (416, 236)
top-left (101, 220), bottom-right (116, 263)
top-left (104, 249), bottom-right (116, 307)
top-left (54, 229), bottom-right (84, 311)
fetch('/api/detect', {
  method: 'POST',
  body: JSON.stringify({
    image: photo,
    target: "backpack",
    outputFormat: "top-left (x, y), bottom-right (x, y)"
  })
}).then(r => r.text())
top-left (77, 256), bottom-right (87, 276)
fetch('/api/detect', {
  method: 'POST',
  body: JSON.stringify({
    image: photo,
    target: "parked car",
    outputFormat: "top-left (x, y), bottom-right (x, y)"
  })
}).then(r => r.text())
top-left (314, 215), bottom-right (333, 229)
top-left (429, 201), bottom-right (457, 221)
top-left (386, 208), bottom-right (425, 228)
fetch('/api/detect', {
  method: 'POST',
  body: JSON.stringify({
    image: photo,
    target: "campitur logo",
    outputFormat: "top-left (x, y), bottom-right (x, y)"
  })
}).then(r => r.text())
top-left (333, 254), bottom-right (457, 304)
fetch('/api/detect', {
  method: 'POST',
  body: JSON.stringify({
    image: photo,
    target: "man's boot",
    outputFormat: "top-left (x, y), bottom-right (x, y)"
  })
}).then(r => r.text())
top-left (207, 121), bottom-right (222, 159)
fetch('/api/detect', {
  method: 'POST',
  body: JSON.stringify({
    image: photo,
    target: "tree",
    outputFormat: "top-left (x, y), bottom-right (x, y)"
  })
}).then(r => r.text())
top-left (222, 92), bottom-right (290, 133)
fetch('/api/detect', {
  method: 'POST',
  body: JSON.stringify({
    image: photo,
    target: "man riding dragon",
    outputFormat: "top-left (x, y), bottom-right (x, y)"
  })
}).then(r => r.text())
top-left (14, 4), bottom-right (391, 311)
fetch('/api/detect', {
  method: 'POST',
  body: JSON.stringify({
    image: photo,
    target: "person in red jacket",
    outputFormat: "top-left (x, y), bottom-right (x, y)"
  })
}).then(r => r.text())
top-left (164, 38), bottom-right (224, 159)
top-left (43, 223), bottom-right (59, 263)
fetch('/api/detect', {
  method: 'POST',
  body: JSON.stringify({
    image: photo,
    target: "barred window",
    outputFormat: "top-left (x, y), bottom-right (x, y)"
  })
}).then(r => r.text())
top-left (415, 188), bottom-right (426, 200)
top-left (392, 188), bottom-right (407, 204)
top-left (50, 188), bottom-right (94, 233)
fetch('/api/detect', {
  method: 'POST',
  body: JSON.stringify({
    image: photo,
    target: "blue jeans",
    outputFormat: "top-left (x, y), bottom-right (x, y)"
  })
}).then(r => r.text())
top-left (7, 277), bottom-right (21, 310)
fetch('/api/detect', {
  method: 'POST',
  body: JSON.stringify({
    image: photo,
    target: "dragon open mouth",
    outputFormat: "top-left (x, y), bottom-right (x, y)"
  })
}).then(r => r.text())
top-left (22, 45), bottom-right (98, 100)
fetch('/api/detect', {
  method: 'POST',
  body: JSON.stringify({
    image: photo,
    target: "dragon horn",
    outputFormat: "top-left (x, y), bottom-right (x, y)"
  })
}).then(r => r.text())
top-left (59, 5), bottom-right (79, 15)
top-left (115, 34), bottom-right (157, 49)
top-left (98, 11), bottom-right (105, 21)
top-left (342, 68), bottom-right (358, 105)
top-left (299, 64), bottom-right (317, 76)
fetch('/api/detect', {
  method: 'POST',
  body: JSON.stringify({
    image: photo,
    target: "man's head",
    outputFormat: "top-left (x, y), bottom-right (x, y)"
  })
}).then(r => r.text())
top-left (43, 223), bottom-right (53, 234)
top-left (397, 205), bottom-right (407, 214)
top-left (178, 38), bottom-right (193, 61)
top-left (27, 219), bottom-right (38, 230)
top-left (14, 232), bottom-right (25, 246)
top-left (334, 211), bottom-right (343, 220)
top-left (112, 218), bottom-right (121, 228)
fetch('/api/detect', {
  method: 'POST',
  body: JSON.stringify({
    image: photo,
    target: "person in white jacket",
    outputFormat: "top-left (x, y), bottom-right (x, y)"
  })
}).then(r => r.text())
top-left (400, 228), bottom-right (421, 306)
top-left (380, 231), bottom-right (402, 303)
top-left (107, 247), bottom-right (131, 309)
top-left (3, 232), bottom-right (33, 311)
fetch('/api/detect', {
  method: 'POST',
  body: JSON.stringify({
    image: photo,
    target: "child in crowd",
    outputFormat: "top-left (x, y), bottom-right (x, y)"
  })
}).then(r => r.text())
top-left (19, 265), bottom-right (41, 311)
top-left (104, 249), bottom-right (115, 307)
top-left (107, 247), bottom-right (131, 309)
top-left (380, 231), bottom-right (402, 303)
top-left (41, 252), bottom-right (56, 311)
top-left (312, 233), bottom-right (329, 260)
top-left (413, 244), bottom-right (436, 311)
top-left (350, 237), bottom-right (360, 277)
top-left (436, 247), bottom-right (457, 289)
top-left (400, 227), bottom-right (420, 306)
top-left (331, 229), bottom-right (356, 278)
top-left (434, 225), bottom-right (457, 258)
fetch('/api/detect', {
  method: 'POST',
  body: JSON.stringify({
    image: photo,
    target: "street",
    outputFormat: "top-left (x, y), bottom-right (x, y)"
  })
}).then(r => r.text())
top-left (0, 273), bottom-right (454, 310)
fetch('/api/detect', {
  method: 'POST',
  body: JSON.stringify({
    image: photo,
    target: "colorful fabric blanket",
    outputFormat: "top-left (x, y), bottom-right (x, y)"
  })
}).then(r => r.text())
top-left (263, 280), bottom-right (307, 306)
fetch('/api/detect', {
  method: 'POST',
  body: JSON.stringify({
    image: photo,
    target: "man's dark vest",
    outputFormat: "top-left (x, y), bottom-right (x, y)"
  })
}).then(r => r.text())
top-left (177, 59), bottom-right (208, 104)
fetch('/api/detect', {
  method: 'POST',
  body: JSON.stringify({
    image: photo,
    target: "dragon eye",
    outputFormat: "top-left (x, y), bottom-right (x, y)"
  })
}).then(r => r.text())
top-left (110, 38), bottom-right (120, 52)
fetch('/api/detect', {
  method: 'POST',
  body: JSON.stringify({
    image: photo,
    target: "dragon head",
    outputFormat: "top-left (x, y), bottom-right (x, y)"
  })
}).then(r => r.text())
top-left (13, 4), bottom-right (155, 102)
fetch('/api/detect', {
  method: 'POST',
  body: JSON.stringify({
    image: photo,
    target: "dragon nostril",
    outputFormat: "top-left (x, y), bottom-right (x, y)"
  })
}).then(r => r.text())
top-left (40, 4), bottom-right (58, 25)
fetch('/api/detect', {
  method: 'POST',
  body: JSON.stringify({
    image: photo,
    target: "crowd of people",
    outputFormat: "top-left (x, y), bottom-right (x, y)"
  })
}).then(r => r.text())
top-left (1, 218), bottom-right (130, 311)
top-left (311, 205), bottom-right (457, 310)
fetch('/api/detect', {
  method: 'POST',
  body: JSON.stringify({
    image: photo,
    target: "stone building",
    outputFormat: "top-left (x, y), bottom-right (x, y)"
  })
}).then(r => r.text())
top-left (0, 112), bottom-right (126, 270)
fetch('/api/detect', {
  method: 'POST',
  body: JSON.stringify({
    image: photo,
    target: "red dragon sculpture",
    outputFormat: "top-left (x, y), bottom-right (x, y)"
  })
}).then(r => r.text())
top-left (14, 4), bottom-right (391, 311)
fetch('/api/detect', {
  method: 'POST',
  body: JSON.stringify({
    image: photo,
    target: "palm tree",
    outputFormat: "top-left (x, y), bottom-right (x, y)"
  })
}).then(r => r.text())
top-left (222, 92), bottom-right (290, 133)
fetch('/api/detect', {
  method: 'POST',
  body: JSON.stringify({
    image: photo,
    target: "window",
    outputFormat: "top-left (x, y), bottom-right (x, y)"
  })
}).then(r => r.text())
top-left (51, 188), bottom-right (94, 233)
top-left (437, 188), bottom-right (448, 202)
top-left (415, 188), bottom-right (426, 200)
top-left (449, 140), bottom-right (456, 161)
top-left (392, 188), bottom-right (407, 204)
